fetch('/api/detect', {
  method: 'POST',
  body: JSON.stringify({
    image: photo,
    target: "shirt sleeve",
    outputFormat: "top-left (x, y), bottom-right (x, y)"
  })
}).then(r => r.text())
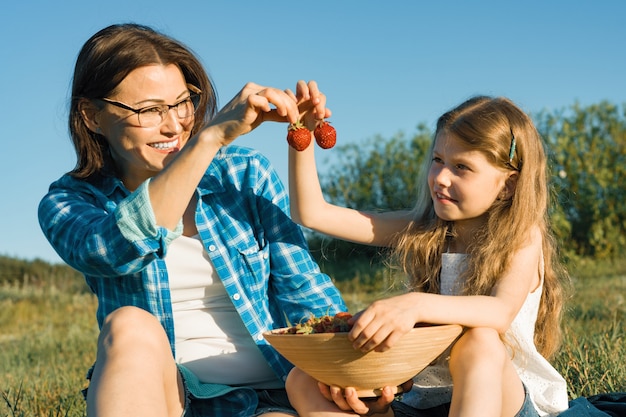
top-left (38, 176), bottom-right (182, 277)
top-left (115, 179), bottom-right (183, 247)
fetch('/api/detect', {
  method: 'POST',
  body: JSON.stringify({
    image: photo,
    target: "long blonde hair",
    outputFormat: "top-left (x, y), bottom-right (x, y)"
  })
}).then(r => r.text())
top-left (393, 96), bottom-right (569, 358)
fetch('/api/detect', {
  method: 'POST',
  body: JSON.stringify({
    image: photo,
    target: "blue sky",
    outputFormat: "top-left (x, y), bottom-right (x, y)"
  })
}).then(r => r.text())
top-left (2, 1), bottom-right (625, 263)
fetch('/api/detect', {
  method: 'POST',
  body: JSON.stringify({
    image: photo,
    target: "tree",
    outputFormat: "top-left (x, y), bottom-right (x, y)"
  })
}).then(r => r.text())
top-left (307, 101), bottom-right (626, 275)
top-left (321, 123), bottom-right (432, 211)
top-left (537, 101), bottom-right (626, 259)
top-left (306, 125), bottom-right (432, 283)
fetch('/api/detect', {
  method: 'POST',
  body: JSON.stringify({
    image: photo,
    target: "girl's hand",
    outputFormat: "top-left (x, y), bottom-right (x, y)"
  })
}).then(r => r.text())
top-left (285, 80), bottom-right (332, 130)
top-left (202, 82), bottom-right (300, 147)
top-left (318, 383), bottom-right (396, 416)
top-left (349, 293), bottom-right (421, 352)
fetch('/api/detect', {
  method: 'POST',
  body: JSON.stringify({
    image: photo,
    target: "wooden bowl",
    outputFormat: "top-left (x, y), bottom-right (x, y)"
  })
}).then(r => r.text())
top-left (264, 323), bottom-right (462, 397)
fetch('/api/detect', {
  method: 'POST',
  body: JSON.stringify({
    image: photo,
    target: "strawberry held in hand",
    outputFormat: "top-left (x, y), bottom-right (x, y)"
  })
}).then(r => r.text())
top-left (314, 121), bottom-right (336, 149)
top-left (287, 120), bottom-right (311, 151)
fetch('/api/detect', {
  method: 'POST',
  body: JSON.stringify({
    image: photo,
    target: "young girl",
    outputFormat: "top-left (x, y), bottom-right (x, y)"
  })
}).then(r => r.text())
top-left (284, 94), bottom-right (570, 417)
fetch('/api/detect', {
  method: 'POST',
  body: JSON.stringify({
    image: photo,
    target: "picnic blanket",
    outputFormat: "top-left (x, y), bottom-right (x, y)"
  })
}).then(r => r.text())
top-left (559, 392), bottom-right (626, 416)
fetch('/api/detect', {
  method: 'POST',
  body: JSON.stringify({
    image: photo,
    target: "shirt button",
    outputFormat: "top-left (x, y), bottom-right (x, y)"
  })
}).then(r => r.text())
top-left (233, 293), bottom-right (241, 301)
top-left (263, 252), bottom-right (269, 259)
top-left (208, 244), bottom-right (216, 251)
top-left (257, 334), bottom-right (264, 341)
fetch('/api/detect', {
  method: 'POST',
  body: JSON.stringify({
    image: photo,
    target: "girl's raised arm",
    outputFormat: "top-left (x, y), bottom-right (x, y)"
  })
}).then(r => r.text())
top-left (288, 142), bottom-right (412, 247)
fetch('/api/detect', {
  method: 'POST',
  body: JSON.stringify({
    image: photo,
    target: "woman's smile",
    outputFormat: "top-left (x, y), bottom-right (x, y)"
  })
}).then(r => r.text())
top-left (148, 138), bottom-right (181, 153)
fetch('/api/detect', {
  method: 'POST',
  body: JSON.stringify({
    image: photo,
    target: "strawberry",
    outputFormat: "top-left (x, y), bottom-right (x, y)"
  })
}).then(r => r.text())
top-left (330, 312), bottom-right (353, 332)
top-left (287, 120), bottom-right (311, 151)
top-left (284, 312), bottom-right (353, 334)
top-left (313, 121), bottom-right (337, 149)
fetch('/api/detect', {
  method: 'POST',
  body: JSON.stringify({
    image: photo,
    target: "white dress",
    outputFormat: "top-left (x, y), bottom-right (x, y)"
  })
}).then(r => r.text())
top-left (401, 253), bottom-right (569, 416)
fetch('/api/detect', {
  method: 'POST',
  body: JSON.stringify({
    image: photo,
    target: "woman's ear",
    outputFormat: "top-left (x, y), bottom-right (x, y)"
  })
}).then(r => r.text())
top-left (78, 99), bottom-right (101, 134)
top-left (501, 172), bottom-right (519, 200)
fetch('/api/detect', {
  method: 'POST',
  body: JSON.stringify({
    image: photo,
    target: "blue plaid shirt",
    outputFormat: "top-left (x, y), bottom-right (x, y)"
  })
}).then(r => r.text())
top-left (39, 145), bottom-right (346, 416)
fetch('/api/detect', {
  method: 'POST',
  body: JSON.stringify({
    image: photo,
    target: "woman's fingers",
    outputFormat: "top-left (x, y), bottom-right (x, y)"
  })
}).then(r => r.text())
top-left (317, 382), bottom-right (334, 402)
top-left (329, 386), bottom-right (355, 411)
top-left (204, 80), bottom-right (332, 147)
top-left (323, 383), bottom-right (396, 415)
top-left (284, 88), bottom-right (297, 102)
top-left (250, 86), bottom-right (299, 123)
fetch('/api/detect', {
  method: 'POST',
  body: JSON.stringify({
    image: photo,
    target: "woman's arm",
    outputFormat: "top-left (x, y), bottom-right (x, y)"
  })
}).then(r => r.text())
top-left (149, 83), bottom-right (301, 231)
top-left (38, 178), bottom-right (174, 276)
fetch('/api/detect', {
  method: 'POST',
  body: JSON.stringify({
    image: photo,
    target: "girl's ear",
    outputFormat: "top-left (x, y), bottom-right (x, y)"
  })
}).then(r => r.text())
top-left (501, 172), bottom-right (519, 200)
top-left (78, 99), bottom-right (101, 134)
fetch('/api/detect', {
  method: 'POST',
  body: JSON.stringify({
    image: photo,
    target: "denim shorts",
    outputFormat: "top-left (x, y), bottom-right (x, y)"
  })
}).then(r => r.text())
top-left (250, 389), bottom-right (298, 417)
top-left (390, 384), bottom-right (539, 417)
top-left (179, 364), bottom-right (297, 417)
top-left (181, 387), bottom-right (296, 417)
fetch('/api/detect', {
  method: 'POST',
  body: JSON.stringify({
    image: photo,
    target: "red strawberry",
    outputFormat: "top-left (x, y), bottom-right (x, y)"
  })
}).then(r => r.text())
top-left (287, 121), bottom-right (311, 151)
top-left (313, 121), bottom-right (336, 149)
top-left (332, 312), bottom-right (353, 332)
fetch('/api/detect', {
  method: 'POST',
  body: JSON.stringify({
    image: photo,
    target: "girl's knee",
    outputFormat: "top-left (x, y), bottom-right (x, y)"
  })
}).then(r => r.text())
top-left (456, 327), bottom-right (501, 348)
top-left (450, 327), bottom-right (505, 365)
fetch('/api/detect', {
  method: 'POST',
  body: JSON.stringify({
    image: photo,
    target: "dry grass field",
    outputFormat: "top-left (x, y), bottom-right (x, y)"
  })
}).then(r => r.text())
top-left (1, 265), bottom-right (624, 416)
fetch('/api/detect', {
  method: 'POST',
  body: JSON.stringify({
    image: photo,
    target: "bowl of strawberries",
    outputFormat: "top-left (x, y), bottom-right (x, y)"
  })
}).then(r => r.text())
top-left (264, 313), bottom-right (462, 397)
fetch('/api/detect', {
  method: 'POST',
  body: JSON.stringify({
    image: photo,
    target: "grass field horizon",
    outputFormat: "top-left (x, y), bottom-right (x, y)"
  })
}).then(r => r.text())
top-left (1, 260), bottom-right (624, 416)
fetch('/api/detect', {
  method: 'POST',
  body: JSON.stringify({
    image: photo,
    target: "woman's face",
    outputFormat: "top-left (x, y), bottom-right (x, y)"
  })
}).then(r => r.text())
top-left (90, 64), bottom-right (195, 189)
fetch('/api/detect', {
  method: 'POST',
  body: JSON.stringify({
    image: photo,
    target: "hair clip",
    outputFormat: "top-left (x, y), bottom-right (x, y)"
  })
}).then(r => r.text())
top-left (508, 131), bottom-right (516, 163)
top-left (506, 130), bottom-right (521, 171)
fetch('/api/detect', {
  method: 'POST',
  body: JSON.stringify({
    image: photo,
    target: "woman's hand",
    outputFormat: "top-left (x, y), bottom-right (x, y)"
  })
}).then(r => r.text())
top-left (202, 82), bottom-right (301, 147)
top-left (318, 383), bottom-right (398, 416)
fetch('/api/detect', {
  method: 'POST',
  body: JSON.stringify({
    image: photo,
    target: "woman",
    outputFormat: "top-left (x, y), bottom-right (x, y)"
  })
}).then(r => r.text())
top-left (38, 23), bottom-right (346, 417)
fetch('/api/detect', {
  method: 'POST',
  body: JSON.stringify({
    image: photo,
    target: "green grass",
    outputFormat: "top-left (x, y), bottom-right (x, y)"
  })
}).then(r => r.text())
top-left (1, 285), bottom-right (98, 417)
top-left (1, 269), bottom-right (624, 416)
top-left (551, 271), bottom-right (626, 398)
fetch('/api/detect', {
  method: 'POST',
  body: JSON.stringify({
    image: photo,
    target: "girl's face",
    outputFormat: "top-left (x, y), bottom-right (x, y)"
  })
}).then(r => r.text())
top-left (83, 64), bottom-right (195, 190)
top-left (428, 132), bottom-right (514, 231)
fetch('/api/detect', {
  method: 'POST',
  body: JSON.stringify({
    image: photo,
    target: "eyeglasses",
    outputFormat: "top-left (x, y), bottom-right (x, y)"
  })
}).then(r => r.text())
top-left (99, 87), bottom-right (201, 128)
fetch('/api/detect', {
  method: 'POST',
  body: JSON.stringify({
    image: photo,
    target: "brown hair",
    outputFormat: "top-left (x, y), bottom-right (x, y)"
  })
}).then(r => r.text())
top-left (68, 23), bottom-right (217, 178)
top-left (393, 96), bottom-right (569, 358)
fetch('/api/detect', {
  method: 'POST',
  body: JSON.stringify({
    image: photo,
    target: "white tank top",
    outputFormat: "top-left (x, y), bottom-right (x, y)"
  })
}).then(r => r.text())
top-left (402, 253), bottom-right (568, 416)
top-left (166, 234), bottom-right (281, 388)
